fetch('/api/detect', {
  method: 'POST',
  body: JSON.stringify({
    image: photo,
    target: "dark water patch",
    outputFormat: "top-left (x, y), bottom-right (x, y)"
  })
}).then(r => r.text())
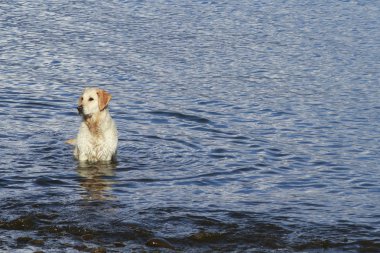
top-left (229, 135), bottom-right (251, 145)
top-left (266, 148), bottom-right (290, 158)
top-left (142, 134), bottom-right (162, 140)
top-left (146, 237), bottom-right (175, 250)
top-left (292, 239), bottom-right (345, 252)
top-left (210, 148), bottom-right (228, 154)
top-left (177, 216), bottom-right (290, 251)
top-left (162, 137), bottom-right (202, 150)
top-left (34, 176), bottom-right (68, 186)
top-left (190, 126), bottom-right (233, 135)
top-left (255, 163), bottom-right (270, 168)
top-left (208, 154), bottom-right (236, 159)
top-left (16, 236), bottom-right (45, 248)
top-left (146, 110), bottom-right (211, 124)
top-left (358, 240), bottom-right (380, 253)
top-left (189, 230), bottom-right (227, 243)
top-left (0, 215), bottom-right (36, 230)
top-left (0, 209), bottom-right (379, 252)
top-left (13, 101), bottom-right (62, 109)
top-left (289, 228), bottom-right (380, 253)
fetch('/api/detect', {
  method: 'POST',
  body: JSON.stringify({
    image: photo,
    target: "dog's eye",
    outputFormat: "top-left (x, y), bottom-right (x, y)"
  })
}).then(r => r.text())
top-left (89, 97), bottom-right (94, 101)
top-left (81, 97), bottom-right (83, 101)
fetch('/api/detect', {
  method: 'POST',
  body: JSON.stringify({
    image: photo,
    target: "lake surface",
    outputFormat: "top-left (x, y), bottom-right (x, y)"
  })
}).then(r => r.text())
top-left (0, 1), bottom-right (379, 252)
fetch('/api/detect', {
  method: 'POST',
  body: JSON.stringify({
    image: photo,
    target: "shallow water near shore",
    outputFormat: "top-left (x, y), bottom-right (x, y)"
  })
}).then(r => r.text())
top-left (0, 1), bottom-right (379, 252)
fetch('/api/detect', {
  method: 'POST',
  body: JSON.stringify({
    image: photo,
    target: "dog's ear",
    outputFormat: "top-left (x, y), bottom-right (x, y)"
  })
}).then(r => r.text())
top-left (97, 89), bottom-right (112, 111)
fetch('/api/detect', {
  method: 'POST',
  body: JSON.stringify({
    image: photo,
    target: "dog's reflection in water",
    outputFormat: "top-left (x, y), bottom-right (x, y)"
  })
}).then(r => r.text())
top-left (77, 162), bottom-right (117, 201)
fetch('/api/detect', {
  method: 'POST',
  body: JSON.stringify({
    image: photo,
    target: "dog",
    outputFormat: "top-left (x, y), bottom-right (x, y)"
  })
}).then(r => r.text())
top-left (66, 88), bottom-right (118, 162)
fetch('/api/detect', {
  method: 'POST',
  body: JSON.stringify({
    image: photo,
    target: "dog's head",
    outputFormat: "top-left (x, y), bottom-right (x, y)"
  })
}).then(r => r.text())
top-left (77, 88), bottom-right (112, 117)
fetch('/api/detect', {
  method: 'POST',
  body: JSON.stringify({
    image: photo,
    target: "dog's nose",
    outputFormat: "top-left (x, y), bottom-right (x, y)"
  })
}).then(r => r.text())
top-left (77, 105), bottom-right (83, 114)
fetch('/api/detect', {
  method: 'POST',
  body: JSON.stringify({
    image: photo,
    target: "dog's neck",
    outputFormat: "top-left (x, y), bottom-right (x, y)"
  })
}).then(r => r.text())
top-left (84, 110), bottom-right (108, 136)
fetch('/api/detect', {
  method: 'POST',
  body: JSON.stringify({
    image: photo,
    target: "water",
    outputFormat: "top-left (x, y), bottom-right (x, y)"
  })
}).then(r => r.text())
top-left (0, 0), bottom-right (379, 252)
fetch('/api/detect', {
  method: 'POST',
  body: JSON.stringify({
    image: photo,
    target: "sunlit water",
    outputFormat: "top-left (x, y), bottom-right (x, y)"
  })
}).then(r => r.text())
top-left (0, 1), bottom-right (379, 252)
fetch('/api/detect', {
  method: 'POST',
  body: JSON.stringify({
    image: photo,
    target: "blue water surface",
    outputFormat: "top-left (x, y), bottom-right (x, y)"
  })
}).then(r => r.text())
top-left (0, 1), bottom-right (379, 252)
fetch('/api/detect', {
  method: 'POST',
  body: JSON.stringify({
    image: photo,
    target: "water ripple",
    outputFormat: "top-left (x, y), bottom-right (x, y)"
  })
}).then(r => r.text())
top-left (0, 0), bottom-right (379, 252)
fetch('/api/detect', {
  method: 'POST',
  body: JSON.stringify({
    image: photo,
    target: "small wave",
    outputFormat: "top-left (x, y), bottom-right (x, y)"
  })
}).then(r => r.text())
top-left (146, 110), bottom-right (211, 124)
top-left (34, 176), bottom-right (68, 186)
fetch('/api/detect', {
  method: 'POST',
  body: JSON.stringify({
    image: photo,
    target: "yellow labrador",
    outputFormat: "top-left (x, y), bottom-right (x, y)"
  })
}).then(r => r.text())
top-left (67, 88), bottom-right (118, 162)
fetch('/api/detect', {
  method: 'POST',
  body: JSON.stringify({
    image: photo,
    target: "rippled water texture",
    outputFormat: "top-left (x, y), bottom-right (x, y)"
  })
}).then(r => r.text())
top-left (1, 1), bottom-right (379, 252)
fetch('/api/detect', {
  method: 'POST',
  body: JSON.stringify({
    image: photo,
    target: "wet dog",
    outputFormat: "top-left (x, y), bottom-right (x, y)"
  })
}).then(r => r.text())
top-left (66, 88), bottom-right (118, 162)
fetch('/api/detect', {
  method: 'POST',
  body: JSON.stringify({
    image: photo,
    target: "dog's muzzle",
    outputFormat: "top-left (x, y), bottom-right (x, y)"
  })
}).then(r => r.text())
top-left (77, 105), bottom-right (83, 114)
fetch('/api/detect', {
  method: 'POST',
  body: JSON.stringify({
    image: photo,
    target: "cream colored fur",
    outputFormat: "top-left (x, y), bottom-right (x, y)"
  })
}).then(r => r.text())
top-left (67, 88), bottom-right (118, 162)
